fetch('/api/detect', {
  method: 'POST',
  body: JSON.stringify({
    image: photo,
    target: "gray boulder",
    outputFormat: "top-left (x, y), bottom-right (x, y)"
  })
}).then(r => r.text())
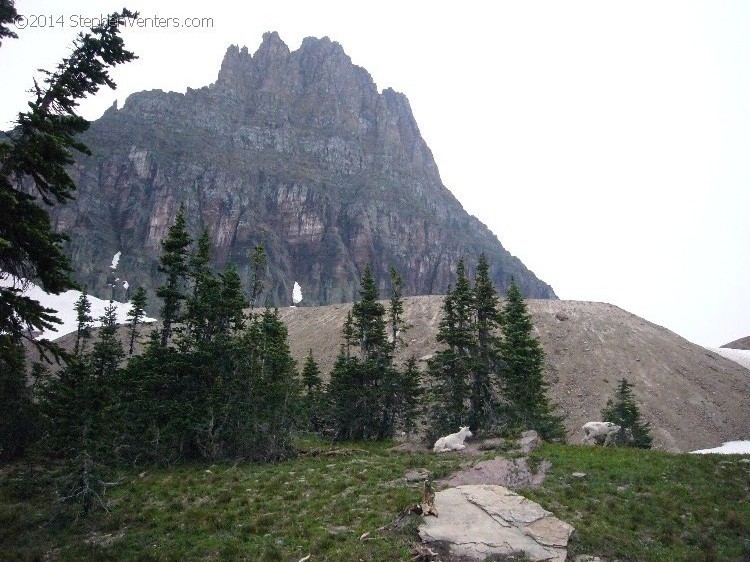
top-left (418, 484), bottom-right (574, 561)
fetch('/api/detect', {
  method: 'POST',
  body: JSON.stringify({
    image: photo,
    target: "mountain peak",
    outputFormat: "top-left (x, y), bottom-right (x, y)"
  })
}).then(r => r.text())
top-left (56, 33), bottom-right (556, 309)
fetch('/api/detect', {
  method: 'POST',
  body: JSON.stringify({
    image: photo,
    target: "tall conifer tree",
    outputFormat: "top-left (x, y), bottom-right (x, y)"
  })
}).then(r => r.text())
top-left (126, 287), bottom-right (147, 355)
top-left (500, 279), bottom-right (564, 440)
top-left (469, 253), bottom-right (504, 431)
top-left (156, 205), bottom-right (192, 346)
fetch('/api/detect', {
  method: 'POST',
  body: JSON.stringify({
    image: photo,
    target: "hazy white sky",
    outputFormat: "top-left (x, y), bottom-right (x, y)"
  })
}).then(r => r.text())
top-left (2, 0), bottom-right (748, 347)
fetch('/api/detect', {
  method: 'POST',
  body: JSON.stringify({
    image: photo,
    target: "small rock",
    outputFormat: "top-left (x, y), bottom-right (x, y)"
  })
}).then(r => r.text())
top-left (404, 469), bottom-right (430, 483)
top-left (519, 430), bottom-right (540, 453)
top-left (738, 459), bottom-right (750, 464)
top-left (574, 556), bottom-right (602, 562)
top-left (572, 472), bottom-right (587, 478)
top-left (479, 437), bottom-right (506, 450)
top-left (555, 312), bottom-right (569, 321)
top-left (328, 526), bottom-right (349, 536)
top-left (418, 354), bottom-right (433, 362)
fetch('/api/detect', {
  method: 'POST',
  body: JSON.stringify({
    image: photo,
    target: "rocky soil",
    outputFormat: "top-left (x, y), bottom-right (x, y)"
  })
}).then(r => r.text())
top-left (722, 336), bottom-right (750, 350)
top-left (42, 296), bottom-right (750, 453)
top-left (278, 296), bottom-right (750, 452)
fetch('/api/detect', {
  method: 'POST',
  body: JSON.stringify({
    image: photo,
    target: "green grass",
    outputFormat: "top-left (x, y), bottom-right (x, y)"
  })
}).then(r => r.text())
top-left (0, 438), bottom-right (461, 561)
top-left (523, 444), bottom-right (750, 561)
top-left (1, 441), bottom-right (748, 561)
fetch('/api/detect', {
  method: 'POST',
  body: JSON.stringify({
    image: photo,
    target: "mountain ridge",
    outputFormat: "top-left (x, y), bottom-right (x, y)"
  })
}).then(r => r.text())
top-left (47, 31), bottom-right (555, 308)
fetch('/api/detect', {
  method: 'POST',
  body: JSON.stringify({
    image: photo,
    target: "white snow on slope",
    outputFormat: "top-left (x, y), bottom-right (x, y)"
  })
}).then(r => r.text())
top-left (707, 347), bottom-right (750, 370)
top-left (110, 251), bottom-right (121, 269)
top-left (1, 278), bottom-right (153, 340)
top-left (292, 281), bottom-right (303, 304)
top-left (691, 441), bottom-right (750, 455)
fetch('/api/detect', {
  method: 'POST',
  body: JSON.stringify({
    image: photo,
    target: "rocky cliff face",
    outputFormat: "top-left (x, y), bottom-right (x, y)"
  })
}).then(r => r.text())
top-left (52, 32), bottom-right (556, 306)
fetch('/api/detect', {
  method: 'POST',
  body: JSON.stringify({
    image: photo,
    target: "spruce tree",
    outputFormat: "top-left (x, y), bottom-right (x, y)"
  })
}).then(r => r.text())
top-left (399, 356), bottom-right (422, 439)
top-left (388, 266), bottom-right (410, 352)
top-left (602, 378), bottom-right (653, 449)
top-left (126, 287), bottom-right (147, 355)
top-left (302, 349), bottom-right (323, 392)
top-left (73, 289), bottom-right (93, 356)
top-left (500, 279), bottom-right (564, 440)
top-left (351, 266), bottom-right (389, 360)
top-left (301, 350), bottom-right (324, 432)
top-left (470, 253), bottom-right (503, 431)
top-left (342, 311), bottom-right (355, 358)
top-left (0, 338), bottom-right (35, 461)
top-left (90, 300), bottom-right (124, 383)
top-left (428, 259), bottom-right (475, 437)
top-left (218, 264), bottom-right (247, 334)
top-left (328, 266), bottom-right (403, 440)
top-left (156, 205), bottom-right (192, 346)
top-left (0, 7), bottom-right (137, 362)
top-left (185, 229), bottom-right (220, 345)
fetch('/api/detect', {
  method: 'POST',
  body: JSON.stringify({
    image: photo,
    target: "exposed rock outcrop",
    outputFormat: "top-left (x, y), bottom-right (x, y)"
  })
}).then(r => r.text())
top-left (418, 484), bottom-right (574, 561)
top-left (50, 32), bottom-right (555, 307)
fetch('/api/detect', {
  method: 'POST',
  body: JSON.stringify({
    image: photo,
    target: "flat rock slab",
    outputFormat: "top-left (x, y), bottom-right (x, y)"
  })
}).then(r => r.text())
top-left (419, 484), bottom-right (574, 561)
top-left (439, 457), bottom-right (551, 490)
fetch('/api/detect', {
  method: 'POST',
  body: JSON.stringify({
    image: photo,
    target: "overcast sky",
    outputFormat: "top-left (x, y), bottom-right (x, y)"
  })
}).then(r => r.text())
top-left (2, 0), bottom-right (749, 347)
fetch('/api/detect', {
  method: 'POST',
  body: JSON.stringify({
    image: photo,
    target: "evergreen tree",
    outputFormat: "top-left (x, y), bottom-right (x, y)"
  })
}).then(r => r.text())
top-left (342, 311), bottom-right (355, 358)
top-left (156, 205), bottom-right (192, 346)
top-left (500, 279), bottom-right (564, 440)
top-left (302, 349), bottom-right (323, 392)
top-left (300, 350), bottom-right (324, 432)
top-left (328, 266), bottom-right (403, 440)
top-left (326, 347), bottom-right (362, 439)
top-left (0, 6), bottom-right (137, 360)
top-left (0, 338), bottom-right (35, 461)
top-left (427, 259), bottom-right (475, 437)
top-left (351, 266), bottom-right (389, 361)
top-left (90, 300), bottom-right (124, 382)
top-left (73, 289), bottom-right (93, 356)
top-left (388, 266), bottom-right (410, 352)
top-left (470, 253), bottom-right (504, 431)
top-left (126, 287), bottom-right (147, 355)
top-left (218, 264), bottom-right (247, 334)
top-left (230, 308), bottom-right (298, 460)
top-left (602, 378), bottom-right (653, 449)
top-left (184, 229), bottom-right (221, 345)
top-left (399, 356), bottom-right (422, 439)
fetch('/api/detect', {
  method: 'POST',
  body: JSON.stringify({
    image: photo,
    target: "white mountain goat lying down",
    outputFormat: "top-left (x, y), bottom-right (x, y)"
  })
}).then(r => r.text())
top-left (433, 426), bottom-right (473, 453)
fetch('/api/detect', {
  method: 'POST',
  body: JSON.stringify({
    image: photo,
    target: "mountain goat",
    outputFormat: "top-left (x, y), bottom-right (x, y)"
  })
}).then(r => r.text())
top-left (582, 421), bottom-right (620, 445)
top-left (433, 426), bottom-right (473, 453)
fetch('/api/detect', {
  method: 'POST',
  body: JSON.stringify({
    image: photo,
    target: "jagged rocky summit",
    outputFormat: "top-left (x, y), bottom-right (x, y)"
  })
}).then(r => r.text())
top-left (53, 31), bottom-right (556, 306)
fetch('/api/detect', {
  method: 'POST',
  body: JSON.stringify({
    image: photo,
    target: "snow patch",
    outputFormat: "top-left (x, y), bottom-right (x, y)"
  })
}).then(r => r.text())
top-left (292, 281), bottom-right (303, 305)
top-left (123, 280), bottom-right (129, 290)
top-left (690, 441), bottom-right (750, 455)
top-left (110, 251), bottom-right (121, 270)
top-left (0, 277), bottom-right (154, 340)
top-left (706, 347), bottom-right (750, 370)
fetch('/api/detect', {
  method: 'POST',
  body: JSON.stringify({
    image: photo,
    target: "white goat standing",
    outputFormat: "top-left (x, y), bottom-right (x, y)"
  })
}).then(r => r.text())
top-left (433, 426), bottom-right (473, 453)
top-left (582, 421), bottom-right (620, 445)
